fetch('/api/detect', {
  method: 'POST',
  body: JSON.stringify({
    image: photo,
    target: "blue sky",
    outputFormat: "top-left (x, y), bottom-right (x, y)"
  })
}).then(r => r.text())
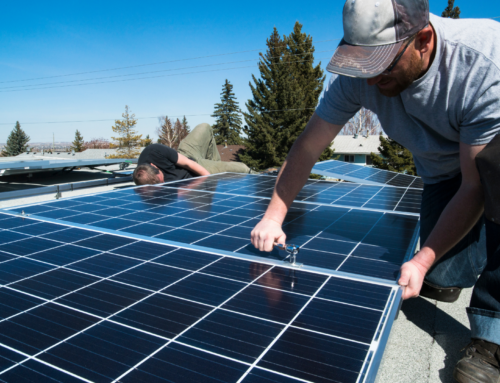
top-left (1, 0), bottom-right (499, 143)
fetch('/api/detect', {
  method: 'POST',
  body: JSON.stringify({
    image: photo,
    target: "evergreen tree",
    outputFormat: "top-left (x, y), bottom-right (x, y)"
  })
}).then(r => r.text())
top-left (70, 129), bottom-right (84, 152)
top-left (173, 118), bottom-right (189, 148)
top-left (212, 80), bottom-right (243, 145)
top-left (370, 135), bottom-right (417, 175)
top-left (156, 116), bottom-right (189, 149)
top-left (181, 116), bottom-right (190, 135)
top-left (240, 23), bottom-right (328, 170)
top-left (109, 105), bottom-right (142, 158)
top-left (2, 121), bottom-right (30, 157)
top-left (142, 134), bottom-right (153, 147)
top-left (442, 0), bottom-right (460, 18)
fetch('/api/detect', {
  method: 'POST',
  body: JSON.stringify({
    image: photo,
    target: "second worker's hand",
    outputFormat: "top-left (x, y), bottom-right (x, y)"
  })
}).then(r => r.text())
top-left (251, 218), bottom-right (286, 252)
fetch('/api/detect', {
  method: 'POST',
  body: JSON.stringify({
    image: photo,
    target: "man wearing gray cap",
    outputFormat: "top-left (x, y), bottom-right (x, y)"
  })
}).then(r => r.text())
top-left (250, 0), bottom-right (500, 381)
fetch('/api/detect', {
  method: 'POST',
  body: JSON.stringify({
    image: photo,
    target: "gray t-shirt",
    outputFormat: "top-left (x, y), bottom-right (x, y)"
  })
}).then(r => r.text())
top-left (316, 14), bottom-right (500, 184)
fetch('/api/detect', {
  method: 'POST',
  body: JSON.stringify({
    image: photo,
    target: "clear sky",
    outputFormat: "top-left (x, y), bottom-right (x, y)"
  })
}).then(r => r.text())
top-left (1, 0), bottom-right (499, 143)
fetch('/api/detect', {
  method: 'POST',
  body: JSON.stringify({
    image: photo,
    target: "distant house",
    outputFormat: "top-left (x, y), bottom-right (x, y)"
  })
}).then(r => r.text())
top-left (217, 145), bottom-right (246, 162)
top-left (330, 135), bottom-right (384, 165)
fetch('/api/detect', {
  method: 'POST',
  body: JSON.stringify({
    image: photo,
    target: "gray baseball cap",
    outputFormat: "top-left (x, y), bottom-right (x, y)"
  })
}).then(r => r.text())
top-left (327, 0), bottom-right (429, 78)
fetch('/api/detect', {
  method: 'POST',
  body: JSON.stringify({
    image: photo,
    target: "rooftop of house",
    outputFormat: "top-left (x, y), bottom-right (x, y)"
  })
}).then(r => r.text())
top-left (330, 134), bottom-right (385, 155)
top-left (217, 145), bottom-right (246, 162)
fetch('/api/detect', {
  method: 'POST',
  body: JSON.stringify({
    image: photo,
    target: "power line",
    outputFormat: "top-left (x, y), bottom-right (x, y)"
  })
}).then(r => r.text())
top-left (0, 39), bottom-right (341, 85)
top-left (0, 50), bottom-right (334, 91)
top-left (0, 108), bottom-right (316, 126)
top-left (0, 56), bottom-right (332, 93)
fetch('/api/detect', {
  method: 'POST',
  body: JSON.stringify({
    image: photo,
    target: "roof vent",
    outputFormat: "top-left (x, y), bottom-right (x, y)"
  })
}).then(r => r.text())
top-left (354, 133), bottom-right (358, 139)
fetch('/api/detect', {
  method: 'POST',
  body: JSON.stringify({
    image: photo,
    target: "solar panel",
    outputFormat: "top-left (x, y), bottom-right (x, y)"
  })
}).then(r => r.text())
top-left (160, 173), bottom-right (422, 214)
top-left (8, 184), bottom-right (420, 283)
top-left (0, 159), bottom-right (136, 177)
top-left (0, 211), bottom-right (401, 382)
top-left (312, 160), bottom-right (424, 189)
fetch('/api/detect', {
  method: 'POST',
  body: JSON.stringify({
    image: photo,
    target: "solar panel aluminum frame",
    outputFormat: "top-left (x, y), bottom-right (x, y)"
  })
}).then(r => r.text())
top-left (361, 286), bottom-right (404, 383)
top-left (0, 210), bottom-right (405, 383)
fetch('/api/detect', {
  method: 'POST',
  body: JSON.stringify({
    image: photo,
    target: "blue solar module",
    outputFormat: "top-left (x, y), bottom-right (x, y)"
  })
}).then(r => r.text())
top-left (0, 211), bottom-right (401, 382)
top-left (160, 173), bottom-right (422, 214)
top-left (312, 160), bottom-right (424, 189)
top-left (7, 185), bottom-right (420, 283)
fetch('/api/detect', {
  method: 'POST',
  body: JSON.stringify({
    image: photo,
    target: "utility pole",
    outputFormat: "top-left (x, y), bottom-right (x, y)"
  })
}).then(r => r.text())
top-left (52, 133), bottom-right (55, 152)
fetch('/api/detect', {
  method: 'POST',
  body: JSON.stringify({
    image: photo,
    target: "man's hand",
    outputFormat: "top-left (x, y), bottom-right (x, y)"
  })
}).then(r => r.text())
top-left (251, 218), bottom-right (286, 252)
top-left (398, 257), bottom-right (430, 299)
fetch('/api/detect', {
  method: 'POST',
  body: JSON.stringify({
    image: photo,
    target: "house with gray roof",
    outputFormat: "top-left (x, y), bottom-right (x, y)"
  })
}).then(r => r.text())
top-left (330, 134), bottom-right (384, 165)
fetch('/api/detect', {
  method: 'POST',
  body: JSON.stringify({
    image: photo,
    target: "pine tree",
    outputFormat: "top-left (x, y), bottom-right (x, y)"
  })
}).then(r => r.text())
top-left (370, 135), bottom-right (417, 175)
top-left (2, 121), bottom-right (30, 157)
top-left (156, 116), bottom-right (189, 149)
top-left (442, 0), bottom-right (460, 18)
top-left (212, 80), bottom-right (243, 145)
top-left (173, 118), bottom-right (189, 148)
top-left (181, 116), bottom-right (190, 135)
top-left (142, 134), bottom-right (153, 147)
top-left (109, 105), bottom-right (142, 158)
top-left (71, 129), bottom-right (84, 152)
top-left (240, 23), bottom-right (328, 170)
top-left (441, 0), bottom-right (460, 19)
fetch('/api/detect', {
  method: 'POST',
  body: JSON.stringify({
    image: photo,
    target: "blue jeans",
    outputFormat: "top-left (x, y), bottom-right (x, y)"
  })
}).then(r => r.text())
top-left (421, 174), bottom-right (487, 288)
top-left (421, 174), bottom-right (500, 345)
top-left (468, 220), bottom-right (500, 345)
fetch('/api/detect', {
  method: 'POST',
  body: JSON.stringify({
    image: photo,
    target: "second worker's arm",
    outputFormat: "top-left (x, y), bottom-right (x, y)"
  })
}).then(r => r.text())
top-left (176, 153), bottom-right (211, 176)
top-left (251, 113), bottom-right (343, 251)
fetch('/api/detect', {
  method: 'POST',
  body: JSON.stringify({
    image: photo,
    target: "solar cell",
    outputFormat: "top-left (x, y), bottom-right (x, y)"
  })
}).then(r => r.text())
top-left (159, 173), bottom-right (422, 214)
top-left (312, 159), bottom-right (424, 189)
top-left (7, 185), bottom-right (420, 282)
top-left (0, 213), bottom-right (401, 382)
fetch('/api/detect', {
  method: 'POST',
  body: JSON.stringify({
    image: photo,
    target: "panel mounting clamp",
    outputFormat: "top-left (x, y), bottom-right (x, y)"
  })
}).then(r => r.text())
top-left (275, 243), bottom-right (303, 267)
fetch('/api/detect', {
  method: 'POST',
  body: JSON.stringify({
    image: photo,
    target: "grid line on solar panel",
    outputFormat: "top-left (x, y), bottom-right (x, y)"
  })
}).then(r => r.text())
top-left (4, 184), bottom-right (420, 283)
top-left (0, 216), bottom-right (398, 383)
top-left (312, 160), bottom-right (424, 189)
top-left (157, 173), bottom-right (421, 214)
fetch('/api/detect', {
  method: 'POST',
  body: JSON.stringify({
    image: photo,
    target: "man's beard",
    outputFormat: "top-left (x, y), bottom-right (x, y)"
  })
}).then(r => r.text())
top-left (377, 51), bottom-right (423, 97)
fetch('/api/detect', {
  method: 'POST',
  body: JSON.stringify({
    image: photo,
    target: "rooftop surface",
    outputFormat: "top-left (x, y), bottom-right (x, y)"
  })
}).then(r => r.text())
top-left (0, 174), bottom-right (470, 383)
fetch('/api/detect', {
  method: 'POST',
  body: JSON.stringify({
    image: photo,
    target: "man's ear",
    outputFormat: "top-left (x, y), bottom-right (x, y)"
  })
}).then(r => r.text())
top-left (415, 25), bottom-right (434, 55)
top-left (150, 163), bottom-right (159, 169)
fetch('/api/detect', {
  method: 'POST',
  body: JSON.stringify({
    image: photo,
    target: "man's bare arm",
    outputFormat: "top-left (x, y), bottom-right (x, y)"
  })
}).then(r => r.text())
top-left (251, 113), bottom-right (343, 251)
top-left (176, 153), bottom-right (211, 176)
top-left (399, 142), bottom-right (486, 299)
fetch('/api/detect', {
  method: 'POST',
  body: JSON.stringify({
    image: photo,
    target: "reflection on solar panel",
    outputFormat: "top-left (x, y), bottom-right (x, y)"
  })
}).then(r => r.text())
top-left (0, 212), bottom-right (401, 382)
top-left (9, 184), bottom-right (419, 282)
top-left (162, 173), bottom-right (422, 214)
top-left (312, 160), bottom-right (424, 189)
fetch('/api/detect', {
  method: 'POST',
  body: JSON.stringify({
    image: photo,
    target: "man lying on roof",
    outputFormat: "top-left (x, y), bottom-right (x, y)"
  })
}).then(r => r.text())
top-left (133, 123), bottom-right (253, 185)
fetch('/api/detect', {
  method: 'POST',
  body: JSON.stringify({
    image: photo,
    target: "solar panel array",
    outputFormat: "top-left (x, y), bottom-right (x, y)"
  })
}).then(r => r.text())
top-left (0, 212), bottom-right (400, 382)
top-left (312, 160), bottom-right (424, 189)
top-left (10, 179), bottom-right (420, 282)
top-left (1, 172), bottom-right (420, 382)
top-left (161, 173), bottom-right (422, 214)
